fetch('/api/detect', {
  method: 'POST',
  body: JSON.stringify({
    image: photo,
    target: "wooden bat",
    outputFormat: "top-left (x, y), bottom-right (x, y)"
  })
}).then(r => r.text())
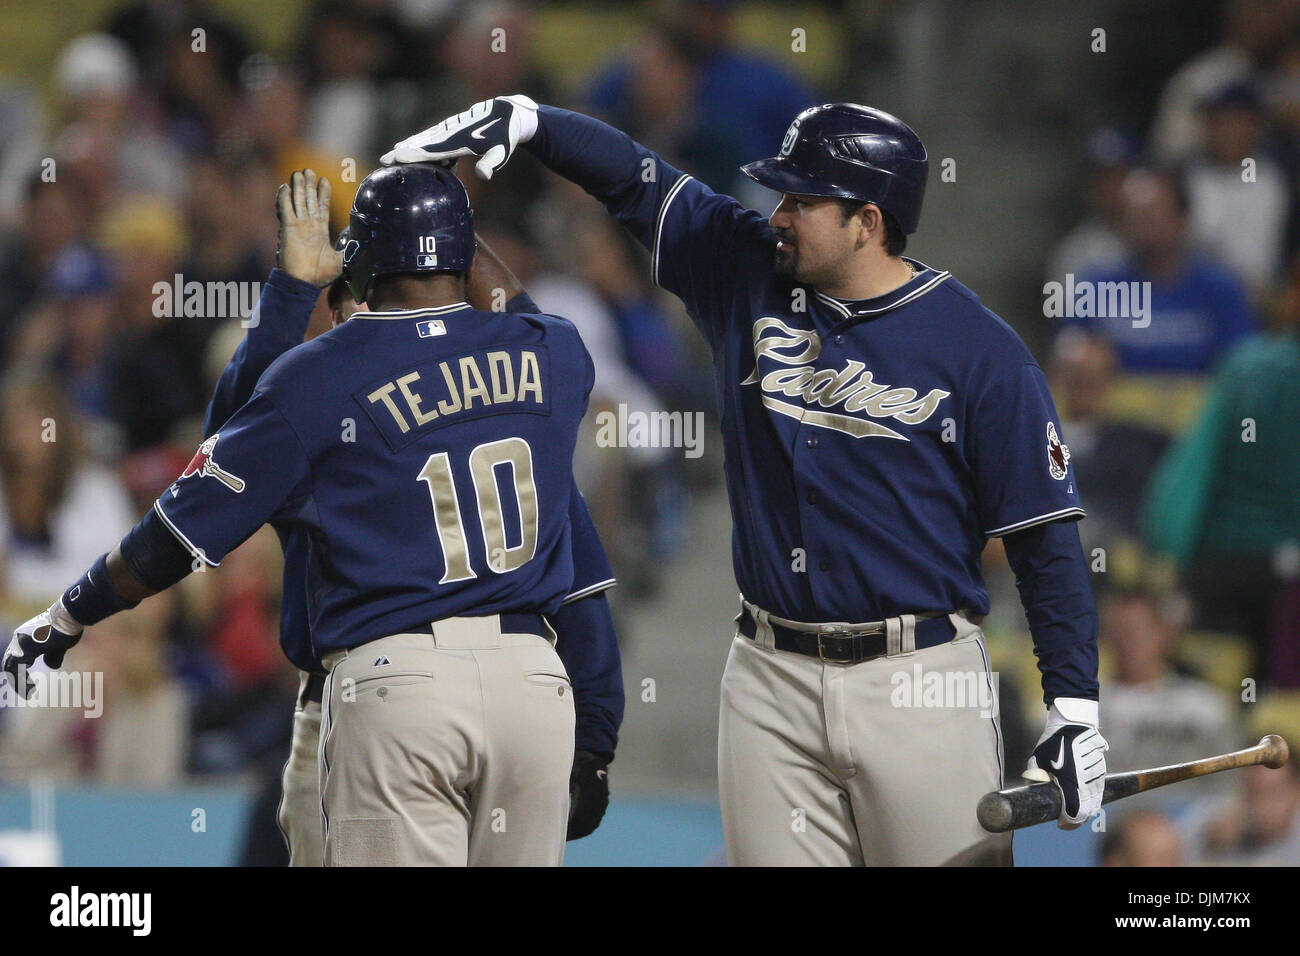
top-left (977, 734), bottom-right (1290, 833)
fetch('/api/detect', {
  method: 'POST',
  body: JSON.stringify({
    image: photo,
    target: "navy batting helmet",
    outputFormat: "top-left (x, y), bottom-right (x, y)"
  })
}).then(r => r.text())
top-left (740, 103), bottom-right (929, 234)
top-left (342, 163), bottom-right (475, 304)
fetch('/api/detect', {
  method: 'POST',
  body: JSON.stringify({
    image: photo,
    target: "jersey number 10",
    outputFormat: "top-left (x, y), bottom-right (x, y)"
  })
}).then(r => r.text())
top-left (417, 437), bottom-right (539, 583)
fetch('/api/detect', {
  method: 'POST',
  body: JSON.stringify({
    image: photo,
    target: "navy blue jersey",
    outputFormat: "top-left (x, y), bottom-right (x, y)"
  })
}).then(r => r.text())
top-left (201, 273), bottom-right (615, 671)
top-left (165, 300), bottom-right (594, 655)
top-left (528, 107), bottom-right (1097, 700)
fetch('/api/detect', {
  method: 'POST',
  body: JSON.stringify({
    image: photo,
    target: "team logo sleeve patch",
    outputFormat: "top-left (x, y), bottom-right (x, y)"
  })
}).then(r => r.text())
top-left (1046, 421), bottom-right (1071, 480)
top-left (178, 435), bottom-right (246, 493)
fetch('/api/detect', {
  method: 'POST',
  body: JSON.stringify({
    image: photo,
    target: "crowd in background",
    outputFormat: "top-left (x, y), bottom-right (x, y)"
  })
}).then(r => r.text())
top-left (1030, 0), bottom-right (1300, 866)
top-left (0, 0), bottom-right (1298, 866)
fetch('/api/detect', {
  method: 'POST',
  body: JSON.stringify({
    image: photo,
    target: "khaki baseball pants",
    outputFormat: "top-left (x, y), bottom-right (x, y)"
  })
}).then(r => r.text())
top-left (319, 616), bottom-right (575, 866)
top-left (278, 671), bottom-right (325, 867)
top-left (718, 608), bottom-right (1013, 866)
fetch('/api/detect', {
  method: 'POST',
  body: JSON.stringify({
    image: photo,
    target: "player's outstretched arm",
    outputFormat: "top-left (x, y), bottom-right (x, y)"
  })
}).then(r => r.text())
top-left (204, 170), bottom-right (337, 435)
top-left (3, 508), bottom-right (193, 697)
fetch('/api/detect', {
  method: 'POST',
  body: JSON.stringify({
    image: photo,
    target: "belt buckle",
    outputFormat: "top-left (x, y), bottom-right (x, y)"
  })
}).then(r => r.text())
top-left (816, 627), bottom-right (856, 664)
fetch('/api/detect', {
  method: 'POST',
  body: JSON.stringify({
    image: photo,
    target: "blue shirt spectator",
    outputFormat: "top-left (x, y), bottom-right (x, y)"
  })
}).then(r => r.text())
top-left (1073, 255), bottom-right (1254, 372)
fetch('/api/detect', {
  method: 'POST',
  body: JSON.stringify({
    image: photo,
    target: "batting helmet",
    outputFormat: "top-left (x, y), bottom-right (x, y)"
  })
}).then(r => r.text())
top-left (342, 163), bottom-right (475, 304)
top-left (740, 103), bottom-right (929, 234)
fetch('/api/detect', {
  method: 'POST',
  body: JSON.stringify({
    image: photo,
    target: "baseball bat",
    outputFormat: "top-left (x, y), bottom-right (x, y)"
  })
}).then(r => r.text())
top-left (976, 734), bottom-right (1290, 833)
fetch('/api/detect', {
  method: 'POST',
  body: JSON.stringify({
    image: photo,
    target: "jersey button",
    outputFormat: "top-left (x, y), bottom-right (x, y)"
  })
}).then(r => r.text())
top-left (806, 490), bottom-right (819, 505)
top-left (818, 559), bottom-right (831, 571)
top-left (805, 436), bottom-right (819, 448)
top-left (834, 335), bottom-right (844, 345)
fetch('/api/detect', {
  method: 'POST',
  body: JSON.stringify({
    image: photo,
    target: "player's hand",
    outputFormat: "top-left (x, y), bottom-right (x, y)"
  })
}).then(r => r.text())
top-left (567, 750), bottom-right (611, 840)
top-left (381, 95), bottom-right (539, 180)
top-left (1024, 697), bottom-right (1108, 829)
top-left (3, 599), bottom-right (84, 698)
top-left (276, 169), bottom-right (341, 288)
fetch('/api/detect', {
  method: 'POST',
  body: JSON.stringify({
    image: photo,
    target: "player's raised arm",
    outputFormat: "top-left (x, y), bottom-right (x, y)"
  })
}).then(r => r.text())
top-left (383, 96), bottom-right (770, 347)
top-left (204, 169), bottom-right (340, 435)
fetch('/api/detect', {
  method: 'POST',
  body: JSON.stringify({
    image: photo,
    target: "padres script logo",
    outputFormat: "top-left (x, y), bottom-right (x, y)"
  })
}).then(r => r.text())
top-left (741, 317), bottom-right (950, 440)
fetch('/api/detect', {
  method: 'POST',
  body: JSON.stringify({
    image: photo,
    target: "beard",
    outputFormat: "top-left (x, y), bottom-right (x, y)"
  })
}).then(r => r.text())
top-left (773, 244), bottom-right (799, 279)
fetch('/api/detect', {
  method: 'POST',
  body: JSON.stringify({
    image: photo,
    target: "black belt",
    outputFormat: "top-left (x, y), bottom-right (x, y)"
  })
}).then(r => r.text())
top-left (737, 607), bottom-right (955, 664)
top-left (494, 612), bottom-right (550, 641)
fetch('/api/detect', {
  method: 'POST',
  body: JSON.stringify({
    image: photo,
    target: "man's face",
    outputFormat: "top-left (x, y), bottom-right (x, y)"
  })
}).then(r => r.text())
top-left (769, 193), bottom-right (861, 287)
top-left (1120, 172), bottom-right (1185, 259)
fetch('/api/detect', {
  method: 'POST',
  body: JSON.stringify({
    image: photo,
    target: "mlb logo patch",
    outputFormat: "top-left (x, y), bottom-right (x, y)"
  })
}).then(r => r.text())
top-left (416, 253), bottom-right (437, 267)
top-left (416, 319), bottom-right (446, 338)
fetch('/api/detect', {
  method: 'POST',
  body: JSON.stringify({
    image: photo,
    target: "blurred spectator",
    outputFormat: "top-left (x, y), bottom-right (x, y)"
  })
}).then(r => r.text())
top-left (0, 171), bottom-right (95, 355)
top-left (1100, 810), bottom-right (1186, 866)
top-left (1099, 584), bottom-right (1239, 807)
top-left (299, 0), bottom-right (413, 159)
top-left (1071, 167), bottom-right (1255, 374)
top-left (587, 22), bottom-right (744, 191)
top-left (48, 33), bottom-right (186, 204)
top-left (97, 194), bottom-right (210, 452)
top-left (105, 1), bottom-right (252, 154)
top-left (242, 62), bottom-right (356, 234)
top-left (1149, 0), bottom-right (1300, 162)
top-left (1190, 763), bottom-right (1300, 864)
top-left (9, 246), bottom-right (120, 447)
top-left (1184, 81), bottom-right (1293, 292)
top-left (1048, 330), bottom-right (1169, 547)
top-left (1046, 127), bottom-right (1142, 282)
top-left (85, 589), bottom-right (189, 786)
top-left (181, 152), bottom-right (270, 296)
top-left (0, 371), bottom-right (135, 619)
top-left (1143, 288), bottom-right (1300, 682)
top-left (588, 0), bottom-right (815, 194)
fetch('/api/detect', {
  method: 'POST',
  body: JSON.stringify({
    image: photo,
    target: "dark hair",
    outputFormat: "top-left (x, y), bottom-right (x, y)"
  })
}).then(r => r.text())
top-left (327, 275), bottom-right (350, 309)
top-left (837, 200), bottom-right (907, 255)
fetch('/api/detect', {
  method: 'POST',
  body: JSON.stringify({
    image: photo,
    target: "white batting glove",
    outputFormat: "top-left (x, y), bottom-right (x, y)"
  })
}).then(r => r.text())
top-left (3, 598), bottom-right (84, 698)
top-left (381, 95), bottom-right (539, 180)
top-left (1024, 697), bottom-right (1108, 829)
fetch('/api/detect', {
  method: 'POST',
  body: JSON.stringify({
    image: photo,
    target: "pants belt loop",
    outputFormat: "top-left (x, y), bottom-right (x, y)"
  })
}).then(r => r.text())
top-left (885, 615), bottom-right (917, 659)
top-left (901, 613), bottom-right (917, 656)
top-left (745, 599), bottom-right (776, 651)
top-left (885, 617), bottom-right (902, 657)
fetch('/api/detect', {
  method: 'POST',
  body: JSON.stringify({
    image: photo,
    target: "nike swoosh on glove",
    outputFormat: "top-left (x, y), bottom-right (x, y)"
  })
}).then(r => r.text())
top-left (1025, 697), bottom-right (1108, 829)
top-left (3, 598), bottom-right (85, 698)
top-left (381, 94), bottom-right (539, 180)
top-left (567, 750), bottom-right (611, 841)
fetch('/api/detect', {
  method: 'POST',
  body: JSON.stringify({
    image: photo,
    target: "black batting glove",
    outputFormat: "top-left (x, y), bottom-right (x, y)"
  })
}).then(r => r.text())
top-left (567, 750), bottom-right (611, 841)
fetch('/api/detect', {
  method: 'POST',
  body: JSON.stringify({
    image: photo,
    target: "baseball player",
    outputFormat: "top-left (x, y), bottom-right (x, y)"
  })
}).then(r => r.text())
top-left (5, 163), bottom-right (622, 866)
top-left (383, 96), bottom-right (1106, 865)
top-left (197, 169), bottom-right (622, 864)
